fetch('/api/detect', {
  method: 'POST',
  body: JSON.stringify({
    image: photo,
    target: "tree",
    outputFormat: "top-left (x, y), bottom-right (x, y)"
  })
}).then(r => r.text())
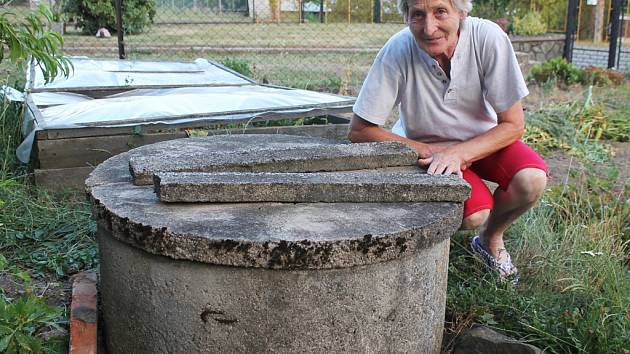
top-left (63, 0), bottom-right (156, 35)
top-left (0, 5), bottom-right (71, 83)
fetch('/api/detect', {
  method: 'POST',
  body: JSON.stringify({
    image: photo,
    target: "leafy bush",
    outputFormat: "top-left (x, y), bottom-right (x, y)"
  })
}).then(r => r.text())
top-left (0, 293), bottom-right (66, 353)
top-left (512, 11), bottom-right (547, 35)
top-left (470, 0), bottom-right (520, 21)
top-left (0, 5), bottom-right (71, 83)
top-left (220, 58), bottom-right (252, 77)
top-left (327, 0), bottom-right (373, 23)
top-left (63, 0), bottom-right (156, 35)
top-left (581, 66), bottom-right (625, 87)
top-left (529, 57), bottom-right (582, 86)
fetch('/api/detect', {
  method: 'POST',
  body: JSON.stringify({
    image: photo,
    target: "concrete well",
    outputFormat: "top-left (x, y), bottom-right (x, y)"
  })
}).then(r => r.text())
top-left (86, 134), bottom-right (470, 354)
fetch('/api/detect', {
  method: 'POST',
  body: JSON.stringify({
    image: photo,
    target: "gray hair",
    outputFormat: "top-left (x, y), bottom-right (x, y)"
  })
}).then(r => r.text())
top-left (397, 0), bottom-right (473, 16)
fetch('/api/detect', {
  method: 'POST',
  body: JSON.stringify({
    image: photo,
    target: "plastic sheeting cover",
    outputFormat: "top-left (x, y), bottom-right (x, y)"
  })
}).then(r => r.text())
top-left (18, 58), bottom-right (355, 163)
top-left (30, 58), bottom-right (252, 89)
top-left (30, 92), bottom-right (93, 106)
top-left (37, 86), bottom-right (353, 129)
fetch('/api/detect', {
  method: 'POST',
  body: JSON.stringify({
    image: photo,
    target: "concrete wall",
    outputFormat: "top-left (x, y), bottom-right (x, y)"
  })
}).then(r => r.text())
top-left (572, 45), bottom-right (630, 71)
top-left (99, 229), bottom-right (450, 354)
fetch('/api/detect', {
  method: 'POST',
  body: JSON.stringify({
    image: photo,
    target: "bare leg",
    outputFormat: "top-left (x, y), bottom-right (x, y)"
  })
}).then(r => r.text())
top-left (479, 168), bottom-right (547, 258)
top-left (460, 209), bottom-right (490, 230)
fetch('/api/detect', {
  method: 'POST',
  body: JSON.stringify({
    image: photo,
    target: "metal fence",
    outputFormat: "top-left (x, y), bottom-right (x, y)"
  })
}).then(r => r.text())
top-left (4, 0), bottom-right (408, 94)
top-left (3, 0), bottom-right (629, 93)
top-left (566, 0), bottom-right (629, 70)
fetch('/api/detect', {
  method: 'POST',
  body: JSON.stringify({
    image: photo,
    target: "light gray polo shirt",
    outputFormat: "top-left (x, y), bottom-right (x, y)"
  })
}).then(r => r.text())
top-left (353, 16), bottom-right (528, 143)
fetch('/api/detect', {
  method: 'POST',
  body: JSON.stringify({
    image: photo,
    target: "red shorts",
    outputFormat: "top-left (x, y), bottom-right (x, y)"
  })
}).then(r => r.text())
top-left (462, 141), bottom-right (548, 217)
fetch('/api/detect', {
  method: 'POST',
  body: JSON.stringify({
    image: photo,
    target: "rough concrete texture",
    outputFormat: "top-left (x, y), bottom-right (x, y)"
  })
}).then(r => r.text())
top-left (129, 136), bottom-right (417, 185)
top-left (99, 229), bottom-right (450, 354)
top-left (86, 134), bottom-right (337, 190)
top-left (90, 181), bottom-right (462, 269)
top-left (453, 325), bottom-right (544, 354)
top-left (87, 133), bottom-right (465, 353)
top-left (154, 170), bottom-right (470, 203)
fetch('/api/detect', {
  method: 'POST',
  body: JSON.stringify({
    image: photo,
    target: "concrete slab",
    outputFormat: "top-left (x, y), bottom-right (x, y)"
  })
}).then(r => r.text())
top-left (129, 137), bottom-right (417, 185)
top-left (88, 133), bottom-right (465, 353)
top-left (90, 181), bottom-right (461, 269)
top-left (154, 169), bottom-right (470, 203)
top-left (87, 134), bottom-right (338, 190)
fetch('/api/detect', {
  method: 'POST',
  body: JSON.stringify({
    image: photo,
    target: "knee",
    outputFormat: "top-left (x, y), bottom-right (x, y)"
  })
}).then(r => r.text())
top-left (510, 168), bottom-right (548, 204)
top-left (460, 209), bottom-right (490, 230)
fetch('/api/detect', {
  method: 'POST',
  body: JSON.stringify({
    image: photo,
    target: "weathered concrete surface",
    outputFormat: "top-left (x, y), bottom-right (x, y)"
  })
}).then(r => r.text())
top-left (129, 136), bottom-right (417, 185)
top-left (87, 133), bottom-right (466, 354)
top-left (99, 228), bottom-right (450, 354)
top-left (91, 181), bottom-right (462, 269)
top-left (154, 169), bottom-right (470, 203)
top-left (87, 134), bottom-right (335, 189)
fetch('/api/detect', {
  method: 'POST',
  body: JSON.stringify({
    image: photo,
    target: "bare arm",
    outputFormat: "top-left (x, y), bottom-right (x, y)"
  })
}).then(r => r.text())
top-left (419, 100), bottom-right (525, 176)
top-left (348, 114), bottom-right (436, 159)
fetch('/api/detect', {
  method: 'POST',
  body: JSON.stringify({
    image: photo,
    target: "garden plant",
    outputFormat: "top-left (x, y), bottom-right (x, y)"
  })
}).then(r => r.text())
top-left (0, 3), bottom-right (628, 351)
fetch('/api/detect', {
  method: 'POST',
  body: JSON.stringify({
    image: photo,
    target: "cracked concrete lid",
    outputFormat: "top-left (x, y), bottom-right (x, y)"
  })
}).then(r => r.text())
top-left (87, 134), bottom-right (470, 269)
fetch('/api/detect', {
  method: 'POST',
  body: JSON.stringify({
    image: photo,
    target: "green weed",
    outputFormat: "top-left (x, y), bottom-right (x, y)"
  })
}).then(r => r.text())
top-left (220, 58), bottom-right (252, 77)
top-left (529, 58), bottom-right (583, 87)
top-left (523, 85), bottom-right (630, 162)
top-left (450, 82), bottom-right (629, 353)
top-left (1, 67), bottom-right (95, 353)
top-left (449, 169), bottom-right (629, 353)
top-left (0, 293), bottom-right (67, 354)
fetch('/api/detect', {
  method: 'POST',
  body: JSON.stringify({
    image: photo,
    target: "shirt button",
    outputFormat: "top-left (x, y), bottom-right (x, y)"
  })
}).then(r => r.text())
top-left (442, 80), bottom-right (447, 84)
top-left (448, 89), bottom-right (453, 93)
top-left (437, 72), bottom-right (442, 76)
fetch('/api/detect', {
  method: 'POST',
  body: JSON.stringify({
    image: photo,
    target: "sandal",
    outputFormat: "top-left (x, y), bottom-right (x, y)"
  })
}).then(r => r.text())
top-left (470, 235), bottom-right (519, 284)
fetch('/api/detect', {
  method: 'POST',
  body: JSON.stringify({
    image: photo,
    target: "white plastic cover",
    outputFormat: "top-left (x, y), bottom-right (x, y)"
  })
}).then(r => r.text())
top-left (37, 86), bottom-right (353, 129)
top-left (17, 58), bottom-right (355, 163)
top-left (29, 58), bottom-right (252, 89)
top-left (30, 92), bottom-right (93, 106)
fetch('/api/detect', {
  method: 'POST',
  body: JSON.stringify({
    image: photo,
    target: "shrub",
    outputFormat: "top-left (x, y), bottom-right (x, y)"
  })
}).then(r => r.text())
top-left (581, 66), bottom-right (625, 87)
top-left (470, 0), bottom-right (520, 21)
top-left (220, 58), bottom-right (252, 77)
top-left (63, 0), bottom-right (156, 35)
top-left (512, 12), bottom-right (547, 35)
top-left (0, 5), bottom-right (71, 83)
top-left (529, 57), bottom-right (582, 86)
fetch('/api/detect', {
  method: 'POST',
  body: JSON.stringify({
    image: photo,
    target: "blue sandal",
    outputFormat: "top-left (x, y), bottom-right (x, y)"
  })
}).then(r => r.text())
top-left (470, 235), bottom-right (519, 284)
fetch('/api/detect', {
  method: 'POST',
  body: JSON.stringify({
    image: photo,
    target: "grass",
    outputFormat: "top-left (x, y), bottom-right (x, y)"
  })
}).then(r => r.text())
top-left (446, 83), bottom-right (629, 353)
top-left (59, 21), bottom-right (399, 90)
top-left (0, 65), bottom-right (97, 353)
top-left (60, 21), bottom-right (404, 49)
top-left (448, 176), bottom-right (629, 353)
top-left (1, 55), bottom-right (629, 353)
top-left (116, 51), bottom-right (373, 94)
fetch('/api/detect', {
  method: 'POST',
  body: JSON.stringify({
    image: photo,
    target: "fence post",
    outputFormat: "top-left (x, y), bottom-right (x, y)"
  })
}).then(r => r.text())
top-left (347, 0), bottom-right (351, 24)
top-left (115, 0), bottom-right (125, 59)
top-left (618, 0), bottom-right (627, 67)
top-left (608, 0), bottom-right (623, 68)
top-left (563, 0), bottom-right (578, 62)
top-left (373, 0), bottom-right (381, 23)
top-left (319, 0), bottom-right (324, 23)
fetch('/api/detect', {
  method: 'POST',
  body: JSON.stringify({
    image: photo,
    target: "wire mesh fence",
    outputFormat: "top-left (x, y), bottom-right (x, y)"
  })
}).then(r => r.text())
top-left (4, 0), bottom-right (629, 92)
top-left (25, 0), bottom-right (410, 94)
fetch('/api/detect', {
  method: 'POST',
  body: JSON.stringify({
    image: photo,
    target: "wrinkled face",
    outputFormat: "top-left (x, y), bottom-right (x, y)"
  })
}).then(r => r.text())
top-left (407, 0), bottom-right (466, 59)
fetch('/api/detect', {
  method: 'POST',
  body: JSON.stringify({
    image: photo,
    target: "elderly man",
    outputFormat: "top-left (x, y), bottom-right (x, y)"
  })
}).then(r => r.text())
top-left (348, 0), bottom-right (548, 281)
